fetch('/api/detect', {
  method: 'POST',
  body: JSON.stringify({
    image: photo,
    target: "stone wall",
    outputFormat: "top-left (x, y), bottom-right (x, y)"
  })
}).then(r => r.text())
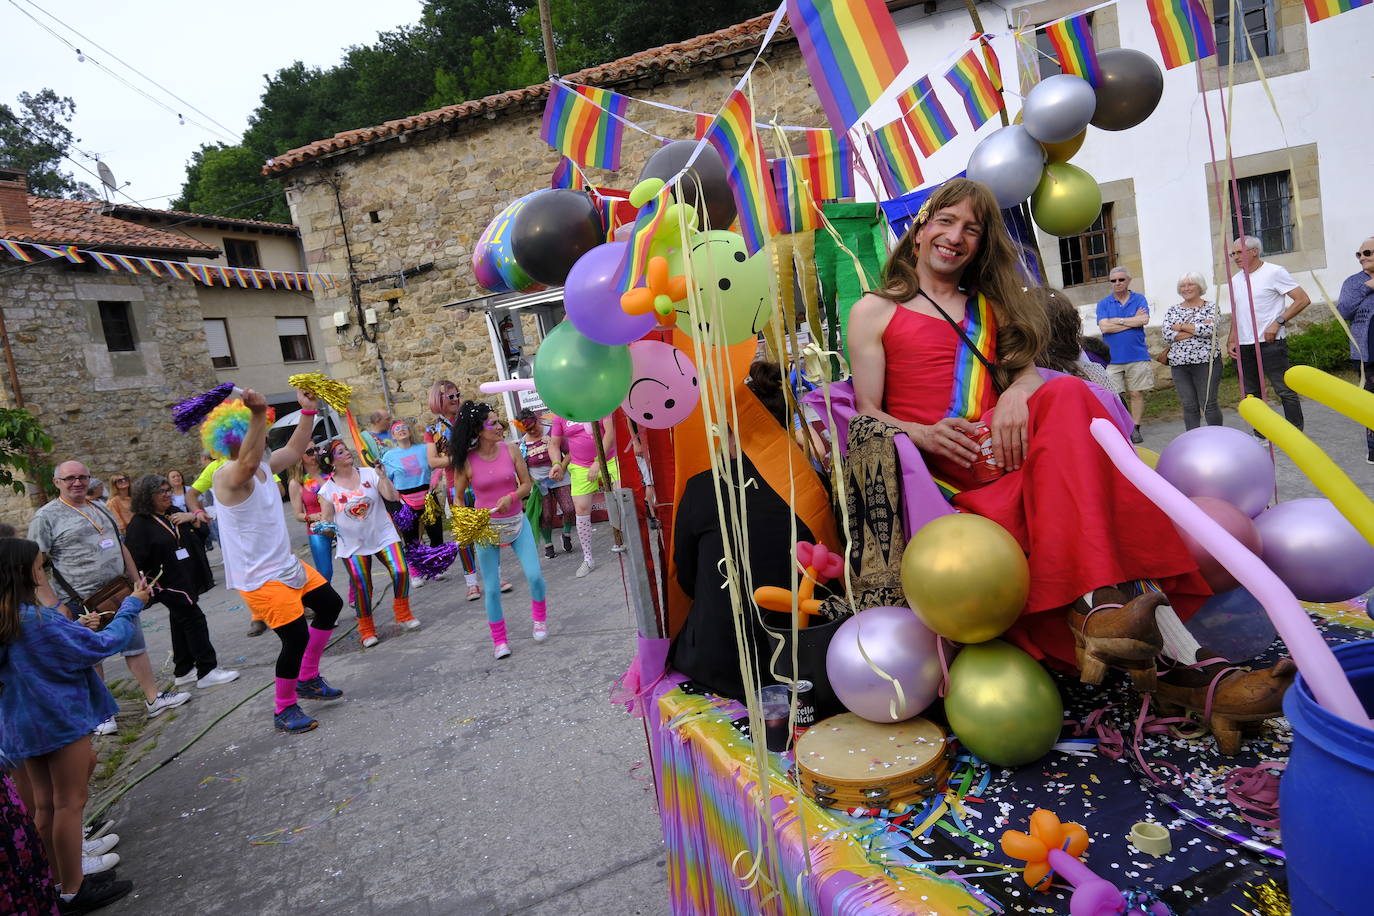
top-left (0, 261), bottom-right (218, 526)
top-left (280, 41), bottom-right (821, 421)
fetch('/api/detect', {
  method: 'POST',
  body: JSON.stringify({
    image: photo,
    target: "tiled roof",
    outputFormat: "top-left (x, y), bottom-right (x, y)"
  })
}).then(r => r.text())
top-left (264, 10), bottom-right (791, 176)
top-left (107, 204), bottom-right (299, 235)
top-left (6, 197), bottom-right (219, 255)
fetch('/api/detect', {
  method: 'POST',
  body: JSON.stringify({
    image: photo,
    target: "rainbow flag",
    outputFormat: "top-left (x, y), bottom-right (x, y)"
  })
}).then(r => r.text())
top-left (88, 251), bottom-right (116, 270)
top-left (1044, 13), bottom-right (1102, 85)
top-left (615, 184), bottom-right (670, 293)
top-left (1303, 0), bottom-right (1371, 21)
top-left (703, 89), bottom-right (782, 254)
top-left (946, 292), bottom-right (998, 421)
top-left (770, 156), bottom-right (819, 234)
top-left (112, 254), bottom-right (140, 274)
top-left (1145, 0), bottom-right (1217, 69)
top-left (897, 77), bottom-right (958, 157)
top-left (693, 113), bottom-right (712, 139)
top-left (945, 49), bottom-right (1004, 129)
top-left (550, 156), bottom-right (587, 191)
top-left (974, 33), bottom-right (1004, 93)
top-left (540, 81), bottom-right (628, 171)
top-left (0, 240), bottom-right (33, 262)
top-left (804, 128), bottom-right (853, 200)
top-left (786, 0), bottom-right (909, 134)
top-left (866, 121), bottom-right (923, 198)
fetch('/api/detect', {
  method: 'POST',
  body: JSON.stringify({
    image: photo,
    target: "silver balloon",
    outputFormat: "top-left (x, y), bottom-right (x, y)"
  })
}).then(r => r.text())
top-left (1021, 74), bottom-right (1097, 144)
top-left (1091, 48), bottom-right (1164, 131)
top-left (966, 125), bottom-right (1046, 208)
top-left (1254, 499), bottom-right (1374, 603)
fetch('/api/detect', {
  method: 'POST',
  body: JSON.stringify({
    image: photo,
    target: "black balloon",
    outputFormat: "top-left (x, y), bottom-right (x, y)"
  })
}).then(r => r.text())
top-left (510, 189), bottom-right (605, 286)
top-left (1090, 48), bottom-right (1164, 131)
top-left (639, 140), bottom-right (737, 232)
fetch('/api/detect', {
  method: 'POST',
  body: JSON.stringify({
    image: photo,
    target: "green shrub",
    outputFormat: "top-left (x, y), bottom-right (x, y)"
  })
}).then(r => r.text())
top-left (1289, 320), bottom-right (1354, 371)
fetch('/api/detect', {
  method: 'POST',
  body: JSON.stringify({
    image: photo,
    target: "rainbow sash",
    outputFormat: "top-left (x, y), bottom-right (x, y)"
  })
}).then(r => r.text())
top-left (945, 293), bottom-right (997, 421)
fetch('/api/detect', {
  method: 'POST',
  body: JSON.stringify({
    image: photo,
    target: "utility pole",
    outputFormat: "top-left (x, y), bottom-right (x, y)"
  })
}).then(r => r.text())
top-left (537, 0), bottom-right (559, 78)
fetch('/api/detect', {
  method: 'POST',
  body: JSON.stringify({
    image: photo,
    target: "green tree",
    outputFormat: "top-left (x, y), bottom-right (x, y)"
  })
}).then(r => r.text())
top-left (0, 408), bottom-right (53, 497)
top-left (172, 143), bottom-right (290, 223)
top-left (0, 89), bottom-right (97, 198)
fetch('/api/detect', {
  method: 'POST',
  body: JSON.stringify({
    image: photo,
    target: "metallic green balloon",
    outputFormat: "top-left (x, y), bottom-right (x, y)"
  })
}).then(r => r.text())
top-left (533, 321), bottom-right (633, 421)
top-left (1030, 162), bottom-right (1102, 237)
top-left (944, 640), bottom-right (1063, 767)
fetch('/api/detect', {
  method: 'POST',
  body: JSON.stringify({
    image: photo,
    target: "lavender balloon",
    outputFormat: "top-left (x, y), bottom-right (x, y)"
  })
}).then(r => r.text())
top-left (1254, 499), bottom-right (1374, 603)
top-left (1156, 426), bottom-right (1275, 518)
top-left (563, 242), bottom-right (656, 346)
top-left (825, 606), bottom-right (943, 723)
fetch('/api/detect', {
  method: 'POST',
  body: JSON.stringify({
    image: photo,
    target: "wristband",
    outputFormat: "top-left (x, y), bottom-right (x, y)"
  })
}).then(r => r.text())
top-left (300, 409), bottom-right (317, 416)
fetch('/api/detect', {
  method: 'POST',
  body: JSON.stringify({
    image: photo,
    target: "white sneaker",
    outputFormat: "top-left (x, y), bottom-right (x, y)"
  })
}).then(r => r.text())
top-left (494, 642), bottom-right (512, 659)
top-left (197, 668), bottom-right (240, 689)
top-left (93, 717), bottom-right (118, 736)
top-left (361, 635), bottom-right (380, 648)
top-left (410, 574), bottom-right (426, 589)
top-left (575, 560), bottom-right (594, 578)
top-left (146, 691), bottom-right (191, 717)
top-left (82, 852), bottom-right (119, 875)
top-left (399, 618), bottom-right (422, 631)
top-left (533, 622), bottom-right (548, 642)
top-left (83, 819), bottom-right (116, 841)
top-left (82, 834), bottom-right (119, 856)
top-left (173, 672), bottom-right (197, 687)
top-left (611, 544), bottom-right (626, 553)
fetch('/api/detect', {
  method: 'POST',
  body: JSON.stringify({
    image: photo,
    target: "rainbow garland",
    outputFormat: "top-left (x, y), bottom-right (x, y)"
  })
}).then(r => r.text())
top-left (803, 128), bottom-right (854, 200)
top-left (897, 77), bottom-right (958, 157)
top-left (866, 121), bottom-right (924, 198)
top-left (786, 0), bottom-right (909, 135)
top-left (615, 184), bottom-right (671, 293)
top-left (1145, 0), bottom-right (1217, 69)
top-left (769, 156), bottom-right (818, 235)
top-left (0, 238), bottom-right (339, 290)
top-left (944, 49), bottom-right (1004, 130)
top-left (1043, 13), bottom-right (1102, 86)
top-left (540, 81), bottom-right (629, 171)
top-left (702, 89), bottom-right (782, 254)
top-left (1303, 0), bottom-right (1371, 21)
top-left (550, 156), bottom-right (587, 191)
top-left (946, 293), bottom-right (998, 422)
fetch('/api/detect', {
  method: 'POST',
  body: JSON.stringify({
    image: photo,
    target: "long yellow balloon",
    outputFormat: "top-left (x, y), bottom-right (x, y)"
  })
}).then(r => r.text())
top-left (1237, 395), bottom-right (1374, 546)
top-left (1285, 365), bottom-right (1374, 429)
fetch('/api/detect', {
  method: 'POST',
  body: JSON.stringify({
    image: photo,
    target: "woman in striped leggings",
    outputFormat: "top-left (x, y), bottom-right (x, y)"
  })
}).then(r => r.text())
top-left (318, 439), bottom-right (419, 648)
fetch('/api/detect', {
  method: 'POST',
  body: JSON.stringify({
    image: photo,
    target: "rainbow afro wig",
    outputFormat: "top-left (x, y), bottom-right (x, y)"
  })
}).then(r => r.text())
top-left (200, 400), bottom-right (274, 459)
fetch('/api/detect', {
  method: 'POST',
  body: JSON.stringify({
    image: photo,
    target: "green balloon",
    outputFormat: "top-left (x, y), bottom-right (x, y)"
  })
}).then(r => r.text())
top-left (1030, 162), bottom-right (1102, 237)
top-left (666, 230), bottom-right (773, 346)
top-left (944, 640), bottom-right (1063, 767)
top-left (533, 321), bottom-right (633, 421)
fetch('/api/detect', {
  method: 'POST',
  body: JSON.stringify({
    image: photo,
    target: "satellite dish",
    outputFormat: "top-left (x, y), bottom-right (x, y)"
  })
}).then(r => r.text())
top-left (97, 160), bottom-right (117, 194)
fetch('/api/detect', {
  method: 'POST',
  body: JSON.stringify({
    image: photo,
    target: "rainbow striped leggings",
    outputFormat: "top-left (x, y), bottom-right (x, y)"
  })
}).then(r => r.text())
top-left (342, 542), bottom-right (410, 620)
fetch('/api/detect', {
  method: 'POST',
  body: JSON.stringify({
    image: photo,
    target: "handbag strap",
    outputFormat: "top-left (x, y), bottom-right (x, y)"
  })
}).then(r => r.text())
top-left (915, 290), bottom-right (1004, 392)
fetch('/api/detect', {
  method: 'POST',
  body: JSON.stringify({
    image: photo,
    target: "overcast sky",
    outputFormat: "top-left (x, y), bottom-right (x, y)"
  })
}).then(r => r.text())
top-left (3, 0), bottom-right (423, 207)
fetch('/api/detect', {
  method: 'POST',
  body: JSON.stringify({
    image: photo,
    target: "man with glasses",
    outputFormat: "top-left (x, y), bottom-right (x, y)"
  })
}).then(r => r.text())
top-left (1096, 267), bottom-right (1154, 444)
top-left (1336, 236), bottom-right (1374, 463)
top-left (1224, 236), bottom-right (1311, 435)
top-left (28, 461), bottom-right (192, 733)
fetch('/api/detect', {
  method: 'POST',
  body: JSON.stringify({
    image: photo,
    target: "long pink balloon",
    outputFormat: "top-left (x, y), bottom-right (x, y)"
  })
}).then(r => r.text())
top-left (1089, 418), bottom-right (1369, 727)
top-left (479, 379), bottom-right (536, 394)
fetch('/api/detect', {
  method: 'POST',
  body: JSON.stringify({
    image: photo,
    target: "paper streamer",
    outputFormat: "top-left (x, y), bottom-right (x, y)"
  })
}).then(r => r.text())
top-left (1087, 417), bottom-right (1368, 727)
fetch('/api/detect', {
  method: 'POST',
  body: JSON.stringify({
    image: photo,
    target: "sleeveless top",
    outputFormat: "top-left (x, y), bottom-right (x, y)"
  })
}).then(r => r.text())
top-left (300, 475), bottom-right (324, 516)
top-left (881, 304), bottom-right (999, 426)
top-left (468, 443), bottom-right (521, 518)
top-left (215, 460), bottom-right (303, 592)
top-left (318, 468), bottom-right (401, 558)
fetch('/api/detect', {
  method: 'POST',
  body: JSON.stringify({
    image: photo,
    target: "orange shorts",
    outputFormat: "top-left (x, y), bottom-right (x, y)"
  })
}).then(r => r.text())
top-left (239, 563), bottom-right (327, 630)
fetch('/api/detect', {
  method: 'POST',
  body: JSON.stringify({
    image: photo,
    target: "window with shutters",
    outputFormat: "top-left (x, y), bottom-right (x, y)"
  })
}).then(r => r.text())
top-left (203, 318), bottom-right (236, 368)
top-left (276, 316), bottom-right (314, 363)
top-left (98, 301), bottom-right (137, 351)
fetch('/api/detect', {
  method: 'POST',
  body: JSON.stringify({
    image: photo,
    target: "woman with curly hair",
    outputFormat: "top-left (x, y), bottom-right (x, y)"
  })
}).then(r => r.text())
top-left (451, 401), bottom-right (546, 659)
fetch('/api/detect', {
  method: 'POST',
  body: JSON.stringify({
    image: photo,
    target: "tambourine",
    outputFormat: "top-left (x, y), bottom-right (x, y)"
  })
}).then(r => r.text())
top-left (794, 713), bottom-right (954, 810)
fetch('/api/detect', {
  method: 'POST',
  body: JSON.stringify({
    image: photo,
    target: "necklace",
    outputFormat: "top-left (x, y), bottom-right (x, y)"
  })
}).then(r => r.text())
top-left (59, 498), bottom-right (105, 534)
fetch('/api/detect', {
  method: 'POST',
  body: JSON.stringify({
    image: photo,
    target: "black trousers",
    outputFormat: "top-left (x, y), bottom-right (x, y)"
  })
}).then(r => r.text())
top-left (271, 582), bottom-right (344, 679)
top-left (164, 593), bottom-right (218, 678)
top-left (1237, 340), bottom-right (1303, 429)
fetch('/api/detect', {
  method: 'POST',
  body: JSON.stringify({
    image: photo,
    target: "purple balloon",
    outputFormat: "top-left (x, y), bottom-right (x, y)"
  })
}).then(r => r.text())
top-left (825, 606), bottom-right (943, 723)
top-left (1156, 426), bottom-right (1275, 518)
top-left (1254, 498), bottom-right (1374, 603)
top-left (564, 242), bottom-right (657, 346)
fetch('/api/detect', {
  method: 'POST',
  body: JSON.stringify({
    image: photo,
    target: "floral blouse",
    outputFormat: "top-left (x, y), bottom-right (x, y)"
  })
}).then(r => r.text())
top-left (1162, 300), bottom-right (1220, 367)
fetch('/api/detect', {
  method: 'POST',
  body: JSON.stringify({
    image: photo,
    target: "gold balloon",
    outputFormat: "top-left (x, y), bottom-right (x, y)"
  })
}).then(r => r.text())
top-left (900, 514), bottom-right (1029, 644)
top-left (1030, 162), bottom-right (1102, 237)
top-left (944, 640), bottom-right (1063, 767)
top-left (1041, 129), bottom-right (1085, 163)
top-left (1135, 445), bottom-right (1160, 468)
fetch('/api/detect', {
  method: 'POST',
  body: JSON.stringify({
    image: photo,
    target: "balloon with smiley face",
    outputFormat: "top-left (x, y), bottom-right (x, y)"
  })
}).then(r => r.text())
top-left (666, 230), bottom-right (772, 346)
top-left (620, 340), bottom-right (700, 429)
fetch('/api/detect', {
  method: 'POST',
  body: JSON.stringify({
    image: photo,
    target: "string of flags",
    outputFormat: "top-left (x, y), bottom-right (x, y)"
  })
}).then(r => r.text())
top-left (0, 238), bottom-right (340, 290)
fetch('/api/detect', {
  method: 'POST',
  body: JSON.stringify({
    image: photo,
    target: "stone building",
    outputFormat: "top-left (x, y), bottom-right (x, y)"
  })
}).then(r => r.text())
top-left (264, 12), bottom-right (819, 422)
top-left (0, 169), bottom-right (220, 523)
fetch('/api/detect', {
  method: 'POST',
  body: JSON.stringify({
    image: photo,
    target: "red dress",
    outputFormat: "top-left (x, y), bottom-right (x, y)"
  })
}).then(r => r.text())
top-left (882, 306), bottom-right (1210, 666)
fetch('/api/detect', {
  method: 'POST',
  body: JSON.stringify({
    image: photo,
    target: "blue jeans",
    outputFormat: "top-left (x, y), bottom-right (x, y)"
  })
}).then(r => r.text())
top-left (475, 517), bottom-right (545, 624)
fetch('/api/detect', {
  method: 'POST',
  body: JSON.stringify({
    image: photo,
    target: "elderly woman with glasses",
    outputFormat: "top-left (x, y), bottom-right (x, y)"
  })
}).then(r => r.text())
top-left (124, 474), bottom-right (239, 689)
top-left (288, 442), bottom-right (335, 587)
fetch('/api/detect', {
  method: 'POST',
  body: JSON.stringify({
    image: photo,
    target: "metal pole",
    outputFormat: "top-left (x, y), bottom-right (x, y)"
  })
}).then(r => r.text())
top-left (613, 488), bottom-right (662, 638)
top-left (537, 0), bottom-right (559, 78)
top-left (592, 420), bottom-right (623, 550)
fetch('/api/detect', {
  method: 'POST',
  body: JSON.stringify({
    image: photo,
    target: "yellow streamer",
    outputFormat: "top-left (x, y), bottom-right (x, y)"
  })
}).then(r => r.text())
top-left (1285, 366), bottom-right (1374, 430)
top-left (1237, 396), bottom-right (1374, 546)
top-left (287, 372), bottom-right (353, 413)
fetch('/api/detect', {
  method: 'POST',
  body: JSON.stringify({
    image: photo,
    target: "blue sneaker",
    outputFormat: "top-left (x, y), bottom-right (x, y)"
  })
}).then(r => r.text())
top-left (296, 675), bottom-right (344, 701)
top-left (274, 703), bottom-right (318, 734)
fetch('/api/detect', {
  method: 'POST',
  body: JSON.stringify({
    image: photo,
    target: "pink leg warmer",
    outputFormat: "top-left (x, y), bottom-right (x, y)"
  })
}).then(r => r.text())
top-left (488, 619), bottom-right (508, 648)
top-left (298, 627), bottom-right (332, 682)
top-left (531, 599), bottom-right (547, 623)
top-left (274, 677), bottom-right (297, 714)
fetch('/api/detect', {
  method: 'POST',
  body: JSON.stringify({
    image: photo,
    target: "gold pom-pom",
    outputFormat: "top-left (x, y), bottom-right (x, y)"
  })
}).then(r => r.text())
top-left (1238, 880), bottom-right (1290, 916)
top-left (449, 506), bottom-right (498, 547)
top-left (287, 372), bottom-right (353, 413)
top-left (420, 491), bottom-right (442, 528)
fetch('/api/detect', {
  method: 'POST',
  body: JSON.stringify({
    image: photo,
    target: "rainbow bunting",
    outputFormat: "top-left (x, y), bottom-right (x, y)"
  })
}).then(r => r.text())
top-left (703, 89), bottom-right (782, 254)
top-left (974, 33), bottom-right (1004, 93)
top-left (540, 82), bottom-right (628, 171)
top-left (550, 156), bottom-right (586, 191)
top-left (1145, 0), bottom-right (1217, 69)
top-left (1044, 13), bottom-right (1102, 85)
top-left (945, 49), bottom-right (1004, 129)
top-left (946, 292), bottom-right (998, 421)
top-left (140, 258), bottom-right (162, 277)
top-left (1303, 0), bottom-right (1371, 21)
top-left (897, 77), bottom-right (958, 157)
top-left (30, 243), bottom-right (65, 259)
top-left (112, 254), bottom-right (139, 274)
top-left (693, 113), bottom-right (712, 139)
top-left (163, 261), bottom-right (184, 280)
top-left (803, 128), bottom-right (853, 200)
top-left (89, 251), bottom-right (116, 270)
top-left (786, 0), bottom-right (910, 134)
top-left (60, 245), bottom-right (83, 264)
top-left (0, 240), bottom-right (33, 262)
top-left (769, 156), bottom-right (819, 234)
top-left (866, 121), bottom-right (923, 198)
top-left (615, 185), bottom-right (670, 293)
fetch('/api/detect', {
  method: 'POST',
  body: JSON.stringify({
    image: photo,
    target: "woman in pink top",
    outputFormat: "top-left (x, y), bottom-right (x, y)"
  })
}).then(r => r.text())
top-left (548, 413), bottom-right (617, 578)
top-left (452, 401), bottom-right (546, 659)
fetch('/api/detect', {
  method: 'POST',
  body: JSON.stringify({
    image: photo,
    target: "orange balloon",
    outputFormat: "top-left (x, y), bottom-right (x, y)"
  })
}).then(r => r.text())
top-left (1029, 809), bottom-right (1063, 843)
top-left (1023, 861), bottom-right (1052, 891)
top-left (1062, 823), bottom-right (1090, 858)
top-left (1000, 830), bottom-right (1048, 862)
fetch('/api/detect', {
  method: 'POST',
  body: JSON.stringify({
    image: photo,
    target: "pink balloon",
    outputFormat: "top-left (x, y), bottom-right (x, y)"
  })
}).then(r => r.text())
top-left (1174, 496), bottom-right (1263, 592)
top-left (825, 606), bottom-right (943, 723)
top-left (479, 379), bottom-right (536, 394)
top-left (620, 340), bottom-right (699, 429)
top-left (1088, 418), bottom-right (1368, 728)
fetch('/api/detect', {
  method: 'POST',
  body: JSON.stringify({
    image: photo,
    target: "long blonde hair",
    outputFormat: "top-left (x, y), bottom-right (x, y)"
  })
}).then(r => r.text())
top-left (877, 178), bottom-right (1047, 385)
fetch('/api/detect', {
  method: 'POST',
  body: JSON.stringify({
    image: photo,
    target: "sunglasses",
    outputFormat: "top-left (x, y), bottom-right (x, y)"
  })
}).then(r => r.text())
top-left (1358, 249), bottom-right (1374, 258)
top-left (1110, 278), bottom-right (1128, 282)
top-left (155, 486), bottom-right (172, 494)
top-left (445, 392), bottom-right (462, 401)
top-left (305, 446), bottom-right (320, 456)
top-left (483, 419), bottom-right (505, 430)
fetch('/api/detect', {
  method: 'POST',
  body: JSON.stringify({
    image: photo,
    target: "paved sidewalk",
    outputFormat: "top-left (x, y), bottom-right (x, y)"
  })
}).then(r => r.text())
top-left (97, 521), bottom-right (669, 916)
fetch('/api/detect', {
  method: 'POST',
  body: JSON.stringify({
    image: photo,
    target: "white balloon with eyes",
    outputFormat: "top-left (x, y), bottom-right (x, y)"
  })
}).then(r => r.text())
top-left (621, 340), bottom-right (700, 429)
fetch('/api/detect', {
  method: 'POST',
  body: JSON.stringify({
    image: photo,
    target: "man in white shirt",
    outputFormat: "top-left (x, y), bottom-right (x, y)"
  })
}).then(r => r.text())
top-left (1224, 237), bottom-right (1310, 432)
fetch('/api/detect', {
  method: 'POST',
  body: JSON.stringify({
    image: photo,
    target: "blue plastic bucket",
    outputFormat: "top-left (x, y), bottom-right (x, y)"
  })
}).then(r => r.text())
top-left (1282, 639), bottom-right (1374, 914)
